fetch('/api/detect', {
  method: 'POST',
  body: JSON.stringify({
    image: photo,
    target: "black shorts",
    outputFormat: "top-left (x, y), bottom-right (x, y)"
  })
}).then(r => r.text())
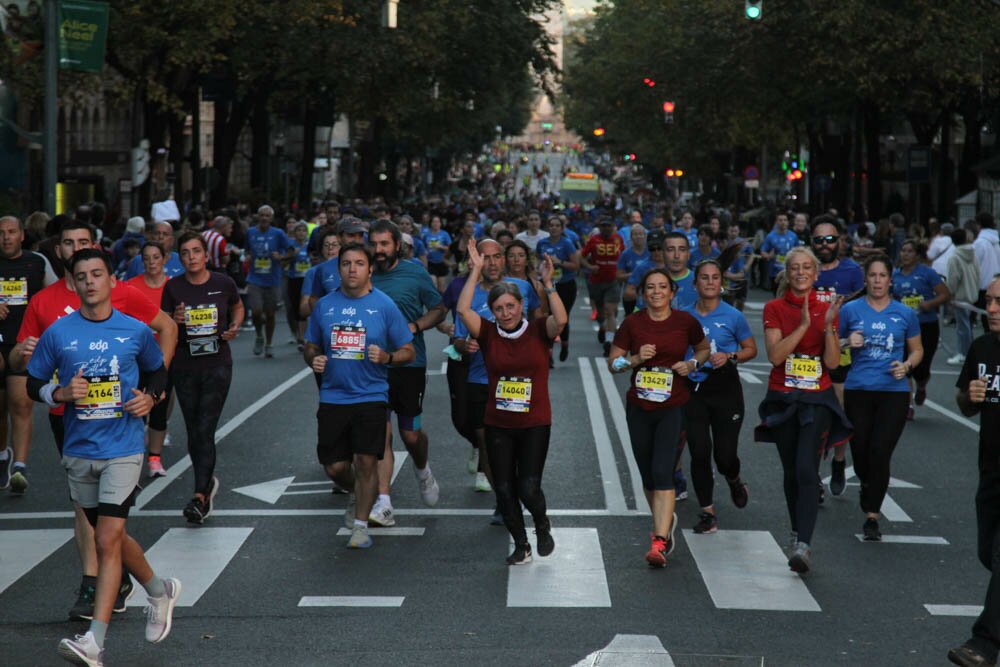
top-left (428, 261), bottom-right (449, 277)
top-left (388, 367), bottom-right (426, 418)
top-left (316, 402), bottom-right (387, 465)
top-left (828, 364), bottom-right (850, 384)
top-left (0, 344), bottom-right (26, 379)
top-left (466, 382), bottom-right (488, 431)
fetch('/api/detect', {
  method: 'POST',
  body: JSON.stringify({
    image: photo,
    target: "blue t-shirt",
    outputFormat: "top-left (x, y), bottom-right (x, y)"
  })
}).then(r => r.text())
top-left (726, 242), bottom-right (754, 276)
top-left (672, 269), bottom-right (697, 312)
top-left (617, 225), bottom-right (632, 244)
top-left (28, 310), bottom-right (163, 459)
top-left (247, 226), bottom-right (291, 287)
top-left (305, 288), bottom-right (413, 404)
top-left (838, 298), bottom-right (921, 392)
top-left (892, 264), bottom-right (943, 324)
top-left (617, 248), bottom-right (649, 278)
top-left (681, 228), bottom-right (699, 250)
top-left (411, 236), bottom-right (427, 260)
top-left (686, 301), bottom-right (753, 383)
top-left (372, 260), bottom-right (443, 368)
top-left (287, 242), bottom-right (311, 278)
top-left (124, 252), bottom-right (184, 280)
top-left (760, 230), bottom-right (801, 277)
top-left (536, 236), bottom-right (578, 283)
top-left (454, 278), bottom-right (539, 384)
top-left (423, 230), bottom-right (452, 264)
top-left (309, 257), bottom-right (342, 297)
top-left (564, 228), bottom-right (581, 248)
top-left (815, 258), bottom-right (864, 297)
top-left (688, 245), bottom-right (720, 268)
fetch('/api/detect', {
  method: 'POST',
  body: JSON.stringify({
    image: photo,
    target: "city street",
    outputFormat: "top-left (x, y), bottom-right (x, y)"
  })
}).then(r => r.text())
top-left (0, 289), bottom-right (987, 666)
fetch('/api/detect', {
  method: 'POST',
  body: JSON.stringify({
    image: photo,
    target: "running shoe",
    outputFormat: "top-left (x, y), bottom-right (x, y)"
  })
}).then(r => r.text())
top-left (10, 467), bottom-right (27, 494)
top-left (417, 469), bottom-right (440, 507)
top-left (863, 517), bottom-right (882, 542)
top-left (693, 511), bottom-right (718, 534)
top-left (830, 459), bottom-right (847, 497)
top-left (645, 535), bottom-right (668, 568)
top-left (264, 345), bottom-right (274, 359)
top-left (673, 469), bottom-right (688, 501)
top-left (590, 308), bottom-right (597, 321)
top-left (0, 454), bottom-right (10, 489)
top-left (330, 482), bottom-right (348, 495)
top-left (147, 456), bottom-right (166, 478)
top-left (666, 511), bottom-right (678, 555)
top-left (535, 518), bottom-right (555, 557)
top-left (68, 582), bottom-right (96, 621)
top-left (368, 500), bottom-right (396, 527)
top-left (727, 477), bottom-right (748, 508)
top-left (559, 345), bottom-right (569, 362)
top-left (344, 494), bottom-right (356, 529)
top-left (490, 506), bottom-right (504, 526)
top-left (145, 578), bottom-right (181, 643)
top-left (947, 353), bottom-right (966, 366)
top-left (947, 644), bottom-right (995, 667)
top-left (253, 336), bottom-right (264, 355)
top-left (818, 482), bottom-right (825, 505)
top-left (602, 341), bottom-right (611, 358)
top-left (506, 542), bottom-right (532, 565)
top-left (183, 497), bottom-right (209, 524)
top-left (915, 385), bottom-right (927, 406)
top-left (475, 472), bottom-right (492, 493)
top-left (113, 574), bottom-right (135, 613)
top-left (57, 631), bottom-right (104, 666)
top-left (788, 542), bottom-right (811, 573)
top-left (347, 524), bottom-right (372, 549)
top-left (467, 448), bottom-right (479, 475)
top-left (906, 405), bottom-right (915, 421)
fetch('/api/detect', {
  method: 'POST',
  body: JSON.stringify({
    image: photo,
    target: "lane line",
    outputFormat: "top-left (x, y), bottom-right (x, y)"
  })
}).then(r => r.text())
top-left (507, 527), bottom-right (611, 608)
top-left (283, 490), bottom-right (333, 496)
top-left (0, 529), bottom-right (74, 594)
top-left (739, 370), bottom-right (763, 384)
top-left (880, 493), bottom-right (912, 523)
top-left (135, 368), bottom-right (313, 509)
top-left (335, 527), bottom-right (425, 536)
top-left (289, 481), bottom-right (333, 487)
top-left (855, 535), bottom-right (948, 544)
top-left (594, 358), bottom-right (648, 513)
top-left (924, 398), bottom-right (980, 431)
top-left (925, 604), bottom-right (983, 617)
top-left (578, 358), bottom-right (628, 514)
top-left (427, 361), bottom-right (447, 376)
top-left (684, 529), bottom-right (821, 612)
top-left (299, 596), bottom-right (404, 607)
top-left (0, 508), bottom-right (644, 521)
top-left (127, 527), bottom-right (254, 607)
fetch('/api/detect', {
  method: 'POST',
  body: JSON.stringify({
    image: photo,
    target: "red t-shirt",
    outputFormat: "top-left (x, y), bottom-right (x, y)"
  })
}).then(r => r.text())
top-left (126, 275), bottom-right (167, 317)
top-left (612, 309), bottom-right (705, 410)
top-left (582, 233), bottom-right (624, 284)
top-left (477, 317), bottom-right (553, 428)
top-left (762, 291), bottom-right (836, 392)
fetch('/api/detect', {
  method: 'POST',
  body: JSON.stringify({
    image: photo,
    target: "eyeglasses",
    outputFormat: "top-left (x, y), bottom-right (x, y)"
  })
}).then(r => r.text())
top-left (811, 235), bottom-right (838, 245)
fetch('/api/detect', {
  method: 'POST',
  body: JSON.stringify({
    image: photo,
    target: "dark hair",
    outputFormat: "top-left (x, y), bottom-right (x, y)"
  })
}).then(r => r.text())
top-left (339, 242), bottom-right (372, 267)
top-left (977, 211), bottom-right (996, 229)
top-left (900, 238), bottom-right (928, 261)
top-left (487, 281), bottom-right (523, 310)
top-left (694, 259), bottom-right (723, 280)
top-left (697, 224), bottom-right (713, 237)
top-left (951, 228), bottom-right (968, 246)
top-left (504, 239), bottom-right (533, 263)
top-left (141, 240), bottom-right (165, 258)
top-left (177, 231), bottom-right (207, 252)
top-left (664, 231), bottom-right (690, 248)
top-left (318, 226), bottom-right (340, 246)
top-left (863, 253), bottom-right (892, 276)
top-left (495, 229), bottom-right (513, 242)
top-left (640, 267), bottom-right (677, 294)
top-left (123, 238), bottom-right (142, 251)
top-left (60, 219), bottom-right (96, 242)
top-left (70, 248), bottom-right (112, 274)
top-left (810, 213), bottom-right (842, 234)
top-left (889, 212), bottom-right (905, 228)
top-left (369, 219), bottom-right (401, 246)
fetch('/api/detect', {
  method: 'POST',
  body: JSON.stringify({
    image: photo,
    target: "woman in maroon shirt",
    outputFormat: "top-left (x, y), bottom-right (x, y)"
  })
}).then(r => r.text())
top-left (456, 242), bottom-right (567, 565)
top-left (757, 246), bottom-right (851, 574)
top-left (608, 267), bottom-right (710, 568)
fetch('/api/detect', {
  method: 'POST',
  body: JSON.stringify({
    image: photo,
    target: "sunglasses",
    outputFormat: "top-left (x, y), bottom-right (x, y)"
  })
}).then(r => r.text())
top-left (811, 235), bottom-right (838, 245)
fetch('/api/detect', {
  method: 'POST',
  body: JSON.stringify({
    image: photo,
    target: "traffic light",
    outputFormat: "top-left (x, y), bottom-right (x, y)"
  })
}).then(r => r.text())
top-left (593, 127), bottom-right (605, 137)
top-left (623, 153), bottom-right (636, 161)
top-left (745, 0), bottom-right (762, 20)
top-left (664, 168), bottom-right (684, 178)
top-left (643, 77), bottom-right (656, 88)
top-left (663, 101), bottom-right (675, 124)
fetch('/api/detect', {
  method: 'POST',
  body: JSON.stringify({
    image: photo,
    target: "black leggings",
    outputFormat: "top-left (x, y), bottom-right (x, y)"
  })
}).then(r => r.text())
top-left (912, 320), bottom-right (939, 383)
top-left (685, 381), bottom-right (744, 508)
top-left (446, 357), bottom-right (477, 447)
top-left (772, 405), bottom-right (833, 545)
top-left (555, 280), bottom-right (577, 343)
top-left (147, 378), bottom-right (174, 432)
top-left (486, 425), bottom-right (550, 545)
top-left (287, 277), bottom-right (304, 329)
top-left (626, 403), bottom-right (683, 491)
top-left (845, 390), bottom-right (909, 515)
top-left (173, 365), bottom-right (232, 496)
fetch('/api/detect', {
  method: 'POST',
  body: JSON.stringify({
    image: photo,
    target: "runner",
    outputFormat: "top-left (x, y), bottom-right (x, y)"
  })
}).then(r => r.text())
top-left (759, 212), bottom-right (800, 293)
top-left (456, 241), bottom-right (567, 564)
top-left (892, 238), bottom-right (950, 419)
top-left (305, 217), bottom-right (366, 313)
top-left (505, 240), bottom-right (550, 317)
top-left (161, 232), bottom-right (243, 524)
top-left (368, 221), bottom-right (445, 526)
top-left (448, 219), bottom-right (475, 277)
top-left (948, 276), bottom-right (1000, 667)
top-left (839, 254), bottom-right (923, 541)
top-left (514, 210), bottom-right (549, 252)
top-left (537, 215), bottom-right (580, 362)
top-left (25, 248), bottom-right (180, 666)
top-left (246, 205), bottom-right (293, 358)
top-left (423, 214), bottom-right (452, 292)
top-left (126, 242), bottom-right (171, 478)
top-left (684, 260), bottom-right (757, 534)
top-left (688, 225), bottom-right (720, 267)
top-left (580, 217), bottom-right (624, 356)
top-left (756, 246), bottom-right (852, 574)
top-left (616, 223), bottom-right (648, 316)
top-left (721, 220), bottom-right (754, 311)
top-left (608, 267), bottom-right (710, 567)
top-left (123, 221), bottom-right (183, 281)
top-left (303, 243), bottom-right (415, 549)
top-left (286, 221), bottom-right (311, 348)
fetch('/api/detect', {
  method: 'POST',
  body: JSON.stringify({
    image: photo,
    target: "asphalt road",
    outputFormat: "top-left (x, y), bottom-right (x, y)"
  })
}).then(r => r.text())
top-left (0, 283), bottom-right (990, 666)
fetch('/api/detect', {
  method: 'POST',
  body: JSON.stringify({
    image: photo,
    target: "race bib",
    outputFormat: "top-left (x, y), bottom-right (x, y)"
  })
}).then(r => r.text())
top-left (330, 325), bottom-right (366, 360)
top-left (495, 376), bottom-right (532, 412)
top-left (776, 254), bottom-right (787, 265)
top-left (184, 304), bottom-right (219, 337)
top-left (635, 367), bottom-right (673, 402)
top-left (0, 277), bottom-right (28, 305)
top-left (188, 337), bottom-right (220, 356)
top-left (839, 347), bottom-right (852, 367)
top-left (253, 257), bottom-right (272, 273)
top-left (75, 375), bottom-right (123, 420)
top-left (902, 294), bottom-right (923, 311)
top-left (815, 287), bottom-right (835, 304)
top-left (784, 354), bottom-right (821, 391)
top-left (551, 266), bottom-right (563, 282)
top-left (429, 240), bottom-right (443, 250)
top-left (294, 260), bottom-right (311, 274)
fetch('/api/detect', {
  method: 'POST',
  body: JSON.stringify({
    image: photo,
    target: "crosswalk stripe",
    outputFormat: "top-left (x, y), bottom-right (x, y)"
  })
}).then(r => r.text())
top-left (127, 527), bottom-right (254, 607)
top-left (391, 451), bottom-right (409, 486)
top-left (0, 529), bottom-right (74, 595)
top-left (924, 604), bottom-right (982, 617)
top-left (573, 634), bottom-right (675, 667)
top-left (738, 369), bottom-right (762, 384)
top-left (507, 527), bottom-right (611, 607)
top-left (855, 535), bottom-right (948, 545)
top-left (684, 529), bottom-right (821, 612)
top-left (335, 528), bottom-right (425, 536)
top-left (299, 596), bottom-right (404, 607)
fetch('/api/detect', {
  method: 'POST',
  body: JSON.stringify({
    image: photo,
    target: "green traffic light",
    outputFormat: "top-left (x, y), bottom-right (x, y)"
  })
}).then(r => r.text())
top-left (745, 1), bottom-right (762, 20)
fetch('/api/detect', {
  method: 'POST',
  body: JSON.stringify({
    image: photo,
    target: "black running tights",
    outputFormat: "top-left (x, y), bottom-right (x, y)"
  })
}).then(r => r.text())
top-left (486, 425), bottom-right (550, 545)
top-left (845, 390), bottom-right (909, 515)
top-left (173, 365), bottom-right (232, 496)
top-left (772, 405), bottom-right (832, 545)
top-left (685, 384), bottom-right (744, 508)
top-left (555, 280), bottom-right (577, 343)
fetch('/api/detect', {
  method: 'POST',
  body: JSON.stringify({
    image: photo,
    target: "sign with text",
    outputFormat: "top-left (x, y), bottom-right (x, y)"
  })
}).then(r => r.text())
top-left (58, 0), bottom-right (109, 73)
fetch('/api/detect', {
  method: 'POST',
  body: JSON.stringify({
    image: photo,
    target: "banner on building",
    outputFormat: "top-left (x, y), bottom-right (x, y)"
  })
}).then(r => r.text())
top-left (58, 0), bottom-right (109, 73)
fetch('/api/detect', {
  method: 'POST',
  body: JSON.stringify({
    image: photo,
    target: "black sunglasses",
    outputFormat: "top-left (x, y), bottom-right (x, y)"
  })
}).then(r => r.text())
top-left (811, 235), bottom-right (838, 245)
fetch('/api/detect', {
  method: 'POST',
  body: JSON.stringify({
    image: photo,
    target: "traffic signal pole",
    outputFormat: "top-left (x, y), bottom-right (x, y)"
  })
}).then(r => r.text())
top-left (44, 0), bottom-right (58, 214)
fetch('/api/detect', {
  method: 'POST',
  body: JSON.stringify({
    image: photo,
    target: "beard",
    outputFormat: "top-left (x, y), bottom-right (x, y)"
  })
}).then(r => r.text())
top-left (815, 247), bottom-right (836, 263)
top-left (374, 251), bottom-right (397, 272)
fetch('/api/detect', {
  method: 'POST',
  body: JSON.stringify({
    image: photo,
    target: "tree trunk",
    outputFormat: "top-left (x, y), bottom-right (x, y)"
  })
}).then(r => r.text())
top-left (210, 96), bottom-right (253, 209)
top-left (250, 95), bottom-right (270, 192)
top-left (863, 101), bottom-right (882, 221)
top-left (906, 111), bottom-right (942, 226)
top-left (299, 102), bottom-right (318, 208)
top-left (938, 114), bottom-right (952, 222)
top-left (959, 94), bottom-right (982, 200)
top-left (168, 111), bottom-right (185, 204)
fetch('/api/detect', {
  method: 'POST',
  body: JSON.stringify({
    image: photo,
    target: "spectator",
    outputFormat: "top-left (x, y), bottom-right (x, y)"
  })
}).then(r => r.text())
top-left (974, 212), bottom-right (1000, 331)
top-left (947, 228), bottom-right (981, 365)
top-left (112, 216), bottom-right (147, 268)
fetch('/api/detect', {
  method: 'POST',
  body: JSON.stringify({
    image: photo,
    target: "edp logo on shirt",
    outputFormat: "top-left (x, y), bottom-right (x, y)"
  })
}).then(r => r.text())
top-left (89, 340), bottom-right (109, 353)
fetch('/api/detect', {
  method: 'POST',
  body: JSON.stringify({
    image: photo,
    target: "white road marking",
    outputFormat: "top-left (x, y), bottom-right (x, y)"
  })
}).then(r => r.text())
top-left (135, 367), bottom-right (313, 509)
top-left (0, 508), bottom-right (646, 521)
top-left (283, 490), bottom-right (334, 496)
top-left (583, 296), bottom-right (591, 306)
top-left (391, 451), bottom-right (409, 486)
top-left (427, 361), bottom-right (447, 376)
top-left (684, 529), bottom-right (821, 612)
top-left (0, 529), bottom-right (73, 594)
top-left (880, 494), bottom-right (912, 523)
top-left (507, 528), bottom-right (611, 607)
top-left (299, 596), bottom-right (404, 607)
top-left (572, 634), bottom-right (675, 667)
top-left (578, 358), bottom-right (628, 514)
top-left (924, 398), bottom-right (980, 431)
top-left (128, 527), bottom-right (254, 607)
top-left (739, 370), bottom-right (763, 384)
top-left (233, 476), bottom-right (296, 504)
top-left (335, 527), bottom-right (425, 536)
top-left (855, 535), bottom-right (948, 545)
top-left (924, 604), bottom-right (983, 616)
top-left (594, 358), bottom-right (649, 513)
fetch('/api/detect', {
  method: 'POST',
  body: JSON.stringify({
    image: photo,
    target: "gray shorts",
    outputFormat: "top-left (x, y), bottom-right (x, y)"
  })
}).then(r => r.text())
top-left (62, 453), bottom-right (143, 510)
top-left (587, 280), bottom-right (621, 309)
top-left (247, 284), bottom-right (280, 312)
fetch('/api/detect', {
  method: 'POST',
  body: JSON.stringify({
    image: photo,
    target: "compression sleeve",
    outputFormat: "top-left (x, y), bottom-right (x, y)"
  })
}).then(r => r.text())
top-left (138, 364), bottom-right (168, 399)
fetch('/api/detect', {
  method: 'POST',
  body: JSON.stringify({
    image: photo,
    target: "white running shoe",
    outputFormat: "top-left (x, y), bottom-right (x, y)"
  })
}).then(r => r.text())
top-left (347, 524), bottom-right (372, 548)
top-left (475, 472), bottom-right (492, 493)
top-left (947, 353), bottom-right (966, 366)
top-left (164, 433), bottom-right (172, 447)
top-left (417, 468), bottom-right (440, 507)
top-left (57, 631), bottom-right (104, 666)
top-left (344, 494), bottom-right (356, 529)
top-left (467, 448), bottom-right (479, 474)
top-left (145, 578), bottom-right (182, 643)
top-left (368, 500), bottom-right (396, 527)
top-left (147, 457), bottom-right (167, 478)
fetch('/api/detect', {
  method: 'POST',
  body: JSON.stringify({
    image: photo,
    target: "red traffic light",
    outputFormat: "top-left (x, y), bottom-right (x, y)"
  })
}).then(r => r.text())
top-left (665, 169), bottom-right (675, 177)
top-left (593, 127), bottom-right (605, 137)
top-left (664, 168), bottom-right (684, 178)
top-left (643, 77), bottom-right (656, 87)
top-left (662, 101), bottom-right (675, 113)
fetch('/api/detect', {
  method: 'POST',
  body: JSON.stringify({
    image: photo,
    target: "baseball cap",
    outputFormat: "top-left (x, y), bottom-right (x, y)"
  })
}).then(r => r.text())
top-left (338, 217), bottom-right (366, 235)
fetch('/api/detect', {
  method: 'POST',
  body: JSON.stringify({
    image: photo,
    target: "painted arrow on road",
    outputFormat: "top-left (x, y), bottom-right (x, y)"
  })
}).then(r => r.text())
top-left (233, 452), bottom-right (409, 504)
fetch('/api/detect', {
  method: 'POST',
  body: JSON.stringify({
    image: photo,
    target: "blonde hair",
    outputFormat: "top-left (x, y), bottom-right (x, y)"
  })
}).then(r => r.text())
top-left (774, 246), bottom-right (820, 296)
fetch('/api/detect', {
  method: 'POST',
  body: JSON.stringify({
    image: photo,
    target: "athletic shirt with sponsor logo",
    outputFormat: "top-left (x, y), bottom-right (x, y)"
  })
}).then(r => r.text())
top-left (27, 310), bottom-right (163, 459)
top-left (957, 334), bottom-right (1000, 473)
top-left (477, 318), bottom-right (553, 428)
top-left (581, 233), bottom-right (624, 284)
top-left (762, 290), bottom-right (836, 393)
top-left (0, 252), bottom-right (49, 345)
top-left (160, 272), bottom-right (241, 372)
top-left (838, 298), bottom-right (920, 393)
top-left (891, 263), bottom-right (943, 324)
